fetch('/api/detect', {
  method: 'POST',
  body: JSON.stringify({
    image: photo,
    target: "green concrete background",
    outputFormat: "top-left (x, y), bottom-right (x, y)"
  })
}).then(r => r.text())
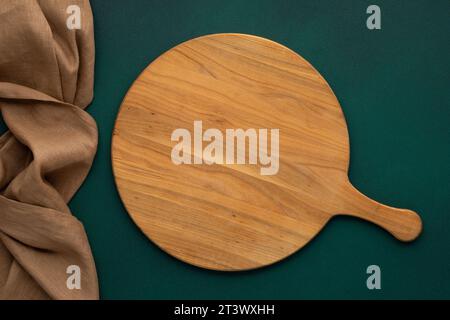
top-left (6, 0), bottom-right (449, 299)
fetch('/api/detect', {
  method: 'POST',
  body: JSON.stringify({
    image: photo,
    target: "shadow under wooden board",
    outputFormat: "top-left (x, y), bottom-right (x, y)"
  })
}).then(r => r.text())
top-left (111, 33), bottom-right (422, 271)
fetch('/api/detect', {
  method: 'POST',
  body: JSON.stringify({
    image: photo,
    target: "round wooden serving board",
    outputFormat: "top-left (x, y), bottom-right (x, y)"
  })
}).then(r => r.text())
top-left (112, 34), bottom-right (422, 271)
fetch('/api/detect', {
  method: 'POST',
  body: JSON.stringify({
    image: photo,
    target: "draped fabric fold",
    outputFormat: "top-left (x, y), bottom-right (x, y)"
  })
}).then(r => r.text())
top-left (0, 0), bottom-right (99, 299)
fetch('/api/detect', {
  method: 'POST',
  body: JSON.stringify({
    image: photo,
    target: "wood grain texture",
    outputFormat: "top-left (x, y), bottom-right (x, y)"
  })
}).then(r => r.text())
top-left (111, 34), bottom-right (422, 271)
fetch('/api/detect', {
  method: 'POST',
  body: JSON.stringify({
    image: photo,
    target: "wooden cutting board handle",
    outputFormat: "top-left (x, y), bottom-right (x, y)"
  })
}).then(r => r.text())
top-left (337, 181), bottom-right (422, 241)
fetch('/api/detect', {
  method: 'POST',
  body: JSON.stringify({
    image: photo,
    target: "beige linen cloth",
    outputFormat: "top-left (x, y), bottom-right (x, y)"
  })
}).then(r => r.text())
top-left (0, 0), bottom-right (99, 299)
